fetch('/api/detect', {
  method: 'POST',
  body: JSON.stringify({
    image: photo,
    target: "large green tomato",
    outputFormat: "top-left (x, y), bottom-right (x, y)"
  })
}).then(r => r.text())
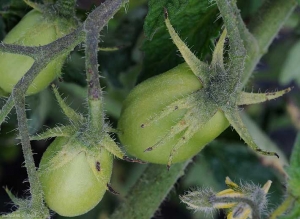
top-left (39, 137), bottom-right (113, 217)
top-left (0, 10), bottom-right (72, 95)
top-left (118, 63), bottom-right (230, 164)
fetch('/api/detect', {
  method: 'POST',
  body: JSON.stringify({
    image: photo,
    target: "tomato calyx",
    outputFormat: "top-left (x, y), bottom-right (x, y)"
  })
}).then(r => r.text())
top-left (140, 2), bottom-right (291, 168)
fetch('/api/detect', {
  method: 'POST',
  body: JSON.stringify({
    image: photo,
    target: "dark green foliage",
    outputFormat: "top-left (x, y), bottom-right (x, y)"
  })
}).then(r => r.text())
top-left (140, 0), bottom-right (221, 81)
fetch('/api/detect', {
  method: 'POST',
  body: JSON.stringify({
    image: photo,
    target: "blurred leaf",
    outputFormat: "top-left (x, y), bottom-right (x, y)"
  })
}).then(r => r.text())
top-left (143, 0), bottom-right (189, 39)
top-left (26, 89), bottom-right (53, 135)
top-left (280, 132), bottom-right (300, 218)
top-left (280, 202), bottom-right (300, 219)
top-left (287, 99), bottom-right (300, 130)
top-left (0, 17), bottom-right (5, 40)
top-left (287, 132), bottom-right (300, 197)
top-left (140, 0), bottom-right (221, 81)
top-left (280, 40), bottom-right (300, 85)
top-left (241, 113), bottom-right (288, 176)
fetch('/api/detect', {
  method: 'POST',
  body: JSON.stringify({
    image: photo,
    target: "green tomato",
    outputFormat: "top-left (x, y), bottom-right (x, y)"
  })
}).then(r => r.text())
top-left (39, 137), bottom-right (113, 217)
top-left (0, 10), bottom-right (72, 95)
top-left (118, 63), bottom-right (230, 164)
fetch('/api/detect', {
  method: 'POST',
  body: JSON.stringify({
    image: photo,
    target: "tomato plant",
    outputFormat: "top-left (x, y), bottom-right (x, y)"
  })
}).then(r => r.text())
top-left (0, 0), bottom-right (298, 218)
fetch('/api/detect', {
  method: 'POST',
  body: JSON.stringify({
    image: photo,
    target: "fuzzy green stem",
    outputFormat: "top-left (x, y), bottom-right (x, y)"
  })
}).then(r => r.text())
top-left (242, 0), bottom-right (297, 86)
top-left (0, 43), bottom-right (39, 58)
top-left (269, 195), bottom-right (295, 219)
top-left (84, 0), bottom-right (128, 131)
top-left (110, 161), bottom-right (190, 219)
top-left (6, 28), bottom-right (84, 210)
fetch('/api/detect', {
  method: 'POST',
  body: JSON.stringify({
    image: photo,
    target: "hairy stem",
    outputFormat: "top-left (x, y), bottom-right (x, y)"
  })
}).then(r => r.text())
top-left (10, 29), bottom-right (84, 208)
top-left (242, 0), bottom-right (297, 86)
top-left (84, 0), bottom-right (128, 131)
top-left (110, 161), bottom-right (190, 219)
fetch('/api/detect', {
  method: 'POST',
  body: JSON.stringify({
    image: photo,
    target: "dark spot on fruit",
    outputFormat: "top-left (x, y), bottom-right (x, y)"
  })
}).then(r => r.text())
top-left (96, 161), bottom-right (100, 171)
top-left (141, 124), bottom-right (145, 128)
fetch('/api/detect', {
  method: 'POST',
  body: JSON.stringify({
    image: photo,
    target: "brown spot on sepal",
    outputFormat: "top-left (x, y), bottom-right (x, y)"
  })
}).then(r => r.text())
top-left (123, 155), bottom-right (147, 164)
top-left (107, 183), bottom-right (119, 195)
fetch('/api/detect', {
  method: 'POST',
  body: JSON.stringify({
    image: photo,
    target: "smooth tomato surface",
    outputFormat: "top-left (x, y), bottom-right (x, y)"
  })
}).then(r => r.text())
top-left (0, 10), bottom-right (67, 95)
top-left (39, 137), bottom-right (113, 217)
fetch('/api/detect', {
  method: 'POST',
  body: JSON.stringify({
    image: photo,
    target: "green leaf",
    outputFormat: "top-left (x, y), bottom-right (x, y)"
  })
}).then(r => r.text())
top-left (140, 0), bottom-right (221, 81)
top-left (287, 132), bottom-right (300, 197)
top-left (280, 40), bottom-right (300, 86)
top-left (280, 200), bottom-right (300, 219)
top-left (143, 0), bottom-right (189, 39)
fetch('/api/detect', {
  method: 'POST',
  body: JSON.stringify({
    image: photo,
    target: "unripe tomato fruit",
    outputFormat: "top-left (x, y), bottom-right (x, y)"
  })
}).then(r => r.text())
top-left (0, 10), bottom-right (72, 95)
top-left (118, 63), bottom-right (230, 164)
top-left (39, 137), bottom-right (113, 217)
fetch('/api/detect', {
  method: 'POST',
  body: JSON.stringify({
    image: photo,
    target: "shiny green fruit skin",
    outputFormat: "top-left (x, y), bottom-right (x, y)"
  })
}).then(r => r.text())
top-left (0, 10), bottom-right (69, 95)
top-left (118, 63), bottom-right (230, 164)
top-left (39, 137), bottom-right (113, 217)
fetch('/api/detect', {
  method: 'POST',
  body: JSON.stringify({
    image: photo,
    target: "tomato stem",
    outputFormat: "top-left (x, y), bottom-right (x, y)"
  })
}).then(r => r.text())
top-left (84, 0), bottom-right (129, 132)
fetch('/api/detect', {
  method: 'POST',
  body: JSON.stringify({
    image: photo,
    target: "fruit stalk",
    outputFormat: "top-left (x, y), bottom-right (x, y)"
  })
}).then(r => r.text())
top-left (110, 161), bottom-right (190, 219)
top-left (84, 0), bottom-right (129, 131)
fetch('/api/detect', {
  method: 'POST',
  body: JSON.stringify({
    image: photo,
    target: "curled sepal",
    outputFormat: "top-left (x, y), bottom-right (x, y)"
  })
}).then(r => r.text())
top-left (29, 125), bottom-right (74, 140)
top-left (237, 87), bottom-right (292, 106)
top-left (101, 134), bottom-right (146, 164)
top-left (211, 28), bottom-right (227, 72)
top-left (1, 188), bottom-right (50, 219)
top-left (164, 8), bottom-right (209, 84)
top-left (52, 85), bottom-right (85, 126)
top-left (224, 108), bottom-right (279, 158)
top-left (23, 0), bottom-right (45, 12)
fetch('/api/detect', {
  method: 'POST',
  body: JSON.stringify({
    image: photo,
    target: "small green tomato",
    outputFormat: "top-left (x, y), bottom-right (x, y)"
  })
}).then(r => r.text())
top-left (39, 137), bottom-right (113, 217)
top-left (118, 8), bottom-right (289, 167)
top-left (0, 9), bottom-right (73, 95)
top-left (118, 63), bottom-right (229, 165)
